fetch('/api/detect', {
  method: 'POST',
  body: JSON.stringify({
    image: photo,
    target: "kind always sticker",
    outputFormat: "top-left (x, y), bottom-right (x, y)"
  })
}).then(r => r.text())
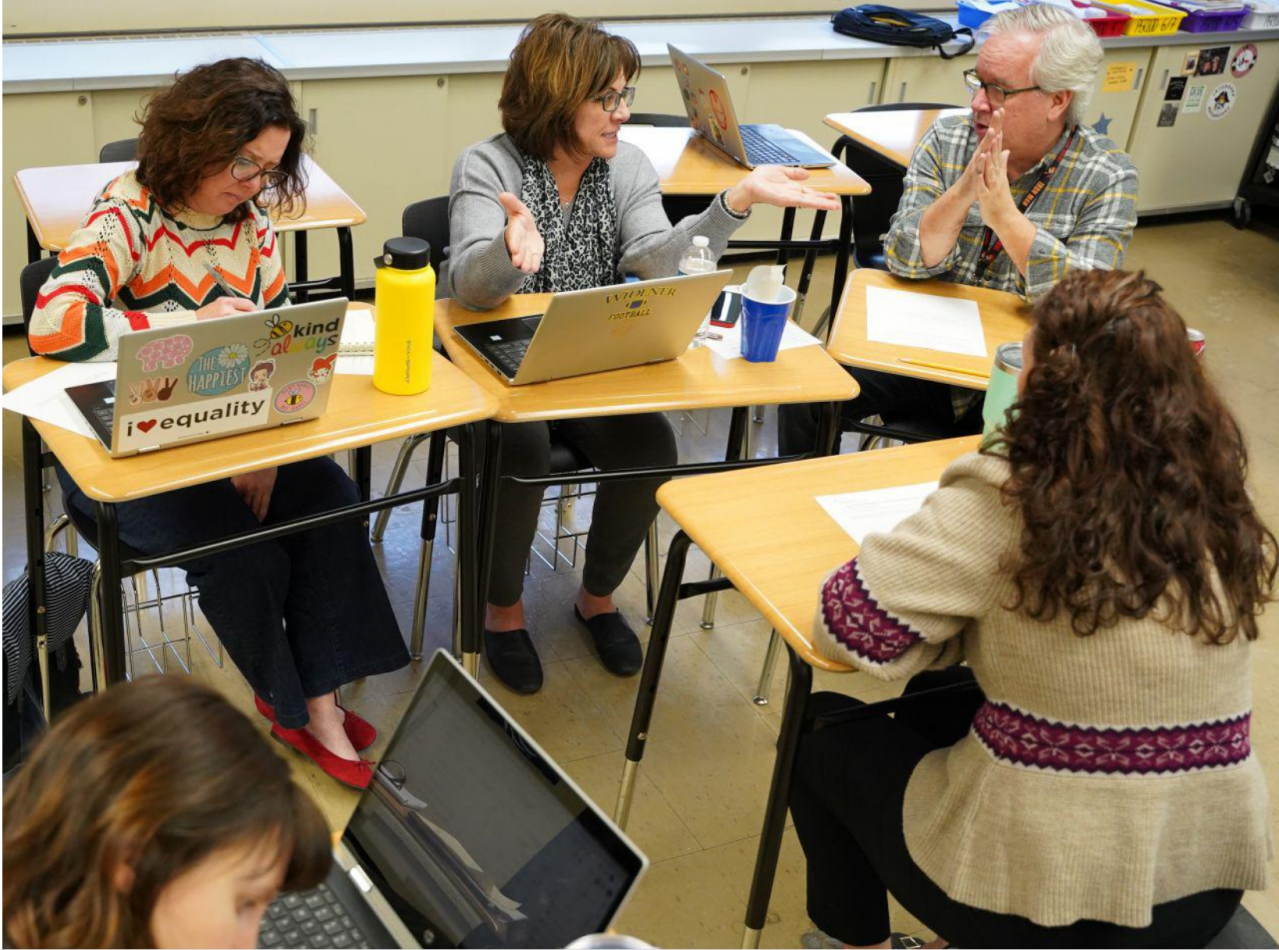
top-left (118, 392), bottom-right (271, 451)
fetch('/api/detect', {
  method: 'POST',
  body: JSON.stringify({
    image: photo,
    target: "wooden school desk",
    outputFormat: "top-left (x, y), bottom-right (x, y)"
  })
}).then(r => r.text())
top-left (5, 339), bottom-right (498, 687)
top-left (618, 125), bottom-right (871, 324)
top-left (824, 108), bottom-right (968, 169)
top-left (614, 435), bottom-right (979, 948)
top-left (13, 154), bottom-right (365, 300)
top-left (435, 292), bottom-right (860, 622)
top-left (827, 268), bottom-right (1030, 391)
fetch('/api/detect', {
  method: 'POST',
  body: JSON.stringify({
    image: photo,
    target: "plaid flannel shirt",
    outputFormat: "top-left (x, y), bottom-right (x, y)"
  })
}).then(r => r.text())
top-left (883, 114), bottom-right (1138, 303)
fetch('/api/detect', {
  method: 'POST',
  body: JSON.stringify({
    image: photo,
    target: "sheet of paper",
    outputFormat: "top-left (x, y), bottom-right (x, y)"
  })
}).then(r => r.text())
top-left (340, 309), bottom-right (376, 356)
top-left (2, 360), bottom-right (119, 438)
top-left (865, 284), bottom-right (987, 358)
top-left (815, 481), bottom-right (939, 544)
top-left (698, 318), bottom-right (822, 361)
top-left (336, 354), bottom-right (375, 375)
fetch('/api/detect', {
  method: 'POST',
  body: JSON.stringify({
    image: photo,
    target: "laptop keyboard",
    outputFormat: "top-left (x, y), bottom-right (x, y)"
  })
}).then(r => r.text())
top-left (92, 402), bottom-right (115, 432)
top-left (486, 339), bottom-right (531, 378)
top-left (259, 882), bottom-right (371, 949)
top-left (741, 126), bottom-right (800, 166)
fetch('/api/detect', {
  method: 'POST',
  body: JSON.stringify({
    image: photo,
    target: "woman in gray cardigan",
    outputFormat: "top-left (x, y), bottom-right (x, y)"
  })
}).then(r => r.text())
top-left (448, 13), bottom-right (839, 694)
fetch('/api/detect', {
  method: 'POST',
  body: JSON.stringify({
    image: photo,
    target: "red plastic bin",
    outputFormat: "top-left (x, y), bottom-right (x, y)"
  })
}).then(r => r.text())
top-left (1083, 6), bottom-right (1132, 35)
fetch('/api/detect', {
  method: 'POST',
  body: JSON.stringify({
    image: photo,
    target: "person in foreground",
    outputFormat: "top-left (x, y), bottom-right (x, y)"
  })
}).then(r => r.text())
top-left (448, 13), bottom-right (840, 694)
top-left (779, 3), bottom-right (1138, 455)
top-left (27, 57), bottom-right (407, 789)
top-left (3, 676), bottom-right (330, 949)
top-left (791, 269), bottom-right (1274, 948)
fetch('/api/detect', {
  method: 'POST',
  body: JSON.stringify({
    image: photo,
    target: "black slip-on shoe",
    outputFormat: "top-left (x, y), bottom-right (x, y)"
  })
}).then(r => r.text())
top-left (482, 628), bottom-right (544, 694)
top-left (573, 606), bottom-right (643, 677)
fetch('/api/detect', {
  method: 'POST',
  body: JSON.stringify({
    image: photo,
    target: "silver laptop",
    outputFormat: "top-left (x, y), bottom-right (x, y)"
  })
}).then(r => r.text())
top-left (454, 270), bottom-right (732, 385)
top-left (668, 44), bottom-right (838, 169)
top-left (259, 650), bottom-right (649, 950)
top-left (64, 298), bottom-right (347, 457)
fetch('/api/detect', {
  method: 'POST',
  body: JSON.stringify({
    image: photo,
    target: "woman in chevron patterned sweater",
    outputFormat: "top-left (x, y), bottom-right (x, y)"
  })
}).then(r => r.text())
top-left (791, 269), bottom-right (1274, 948)
top-left (29, 58), bottom-right (408, 791)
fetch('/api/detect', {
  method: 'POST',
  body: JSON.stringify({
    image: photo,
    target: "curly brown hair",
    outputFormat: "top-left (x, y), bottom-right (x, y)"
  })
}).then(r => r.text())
top-left (136, 57), bottom-right (308, 222)
top-left (3, 676), bottom-right (331, 948)
top-left (500, 13), bottom-right (641, 161)
top-left (984, 269), bottom-right (1276, 643)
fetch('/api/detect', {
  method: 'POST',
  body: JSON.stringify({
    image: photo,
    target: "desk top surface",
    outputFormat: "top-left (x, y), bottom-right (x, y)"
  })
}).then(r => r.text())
top-left (824, 108), bottom-right (969, 167)
top-left (3, 313), bottom-right (497, 503)
top-left (435, 293), bottom-right (859, 424)
top-left (826, 269), bottom-right (1029, 391)
top-left (618, 126), bottom-right (871, 197)
top-left (13, 154), bottom-right (367, 253)
top-left (657, 435), bottom-right (979, 670)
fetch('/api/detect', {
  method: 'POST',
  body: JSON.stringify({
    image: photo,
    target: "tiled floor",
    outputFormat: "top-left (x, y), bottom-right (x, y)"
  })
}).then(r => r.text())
top-left (4, 212), bottom-right (1278, 946)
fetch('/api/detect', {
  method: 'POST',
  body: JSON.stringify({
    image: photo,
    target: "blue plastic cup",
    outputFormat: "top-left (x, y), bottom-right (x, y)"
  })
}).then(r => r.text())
top-left (740, 285), bottom-right (796, 363)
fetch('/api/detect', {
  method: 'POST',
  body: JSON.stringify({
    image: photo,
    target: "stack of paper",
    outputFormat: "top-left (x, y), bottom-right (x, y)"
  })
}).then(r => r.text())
top-left (336, 309), bottom-right (376, 375)
top-left (3, 361), bottom-right (118, 438)
top-left (865, 285), bottom-right (987, 358)
top-left (699, 319), bottom-right (822, 361)
top-left (815, 481), bottom-right (939, 544)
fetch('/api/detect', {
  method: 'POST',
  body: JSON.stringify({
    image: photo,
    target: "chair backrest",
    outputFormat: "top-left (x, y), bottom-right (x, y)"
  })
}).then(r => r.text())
top-left (99, 138), bottom-right (138, 163)
top-left (20, 257), bottom-right (59, 355)
top-left (402, 196), bottom-right (450, 297)
top-left (842, 103), bottom-right (963, 269)
top-left (626, 113), bottom-right (690, 128)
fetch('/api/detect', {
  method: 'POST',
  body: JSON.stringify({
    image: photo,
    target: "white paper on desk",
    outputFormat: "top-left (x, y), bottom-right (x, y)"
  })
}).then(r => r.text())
top-left (1, 361), bottom-right (118, 439)
top-left (335, 354), bottom-right (375, 375)
top-left (865, 284), bottom-right (987, 358)
top-left (815, 481), bottom-right (938, 544)
top-left (699, 319), bottom-right (822, 361)
top-left (340, 309), bottom-right (376, 356)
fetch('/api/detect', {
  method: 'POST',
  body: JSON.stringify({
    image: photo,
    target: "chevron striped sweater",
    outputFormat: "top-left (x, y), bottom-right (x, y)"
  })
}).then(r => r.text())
top-left (28, 172), bottom-right (288, 362)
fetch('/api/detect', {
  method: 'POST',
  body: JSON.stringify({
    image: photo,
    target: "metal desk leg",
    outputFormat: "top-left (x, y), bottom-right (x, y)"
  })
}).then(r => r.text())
top-left (26, 222), bottom-right (43, 265)
top-left (701, 407), bottom-right (749, 629)
top-left (337, 226), bottom-right (356, 300)
top-left (294, 231), bottom-right (310, 304)
top-left (752, 629), bottom-right (783, 706)
top-left (454, 423), bottom-right (481, 677)
top-left (817, 401), bottom-right (842, 458)
top-left (353, 446), bottom-right (372, 505)
top-left (741, 646), bottom-right (812, 949)
top-left (469, 421), bottom-right (504, 678)
top-left (794, 209), bottom-right (829, 327)
top-left (93, 501), bottom-right (128, 686)
top-left (23, 419), bottom-right (51, 720)
top-left (615, 529), bottom-right (693, 829)
top-left (410, 430), bottom-right (450, 660)
top-left (819, 196), bottom-right (854, 340)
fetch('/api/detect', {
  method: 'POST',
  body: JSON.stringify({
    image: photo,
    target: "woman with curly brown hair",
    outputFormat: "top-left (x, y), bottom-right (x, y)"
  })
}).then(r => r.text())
top-left (3, 676), bottom-right (331, 948)
top-left (790, 268), bottom-right (1275, 948)
top-left (28, 58), bottom-right (408, 790)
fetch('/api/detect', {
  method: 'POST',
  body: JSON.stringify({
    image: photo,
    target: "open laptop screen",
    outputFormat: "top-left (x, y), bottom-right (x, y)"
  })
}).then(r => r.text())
top-left (343, 654), bottom-right (644, 949)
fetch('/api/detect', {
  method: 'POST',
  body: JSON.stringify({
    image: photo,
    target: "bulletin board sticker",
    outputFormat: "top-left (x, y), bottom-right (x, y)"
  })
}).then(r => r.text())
top-left (1157, 103), bottom-right (1178, 128)
top-left (1206, 82), bottom-right (1236, 121)
top-left (1182, 51), bottom-right (1199, 75)
top-left (1184, 84), bottom-right (1206, 114)
top-left (1103, 62), bottom-right (1138, 92)
top-left (1165, 76), bottom-right (1187, 101)
top-left (1231, 44), bottom-right (1258, 78)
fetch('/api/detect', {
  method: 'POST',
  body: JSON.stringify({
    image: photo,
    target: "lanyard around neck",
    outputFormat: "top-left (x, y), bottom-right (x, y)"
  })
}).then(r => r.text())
top-left (975, 127), bottom-right (1077, 276)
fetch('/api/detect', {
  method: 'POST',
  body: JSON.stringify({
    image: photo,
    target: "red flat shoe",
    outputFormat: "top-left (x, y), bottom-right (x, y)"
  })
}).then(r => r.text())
top-left (255, 695), bottom-right (377, 752)
top-left (270, 724), bottom-right (373, 790)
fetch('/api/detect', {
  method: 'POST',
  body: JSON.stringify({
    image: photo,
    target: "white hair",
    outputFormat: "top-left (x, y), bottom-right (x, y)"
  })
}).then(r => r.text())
top-left (982, 4), bottom-right (1104, 128)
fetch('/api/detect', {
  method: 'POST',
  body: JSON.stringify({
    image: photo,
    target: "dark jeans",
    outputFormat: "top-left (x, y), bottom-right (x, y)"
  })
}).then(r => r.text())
top-left (59, 456), bottom-right (408, 729)
top-left (778, 368), bottom-right (983, 457)
top-left (789, 668), bottom-right (1242, 948)
top-left (485, 413), bottom-right (677, 607)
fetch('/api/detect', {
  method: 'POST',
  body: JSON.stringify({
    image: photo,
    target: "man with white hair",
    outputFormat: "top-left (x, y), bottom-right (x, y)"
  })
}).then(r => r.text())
top-left (781, 5), bottom-right (1138, 451)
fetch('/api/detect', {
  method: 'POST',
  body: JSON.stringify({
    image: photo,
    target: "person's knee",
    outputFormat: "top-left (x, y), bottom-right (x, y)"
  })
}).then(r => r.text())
top-left (193, 542), bottom-right (290, 607)
top-left (500, 423), bottom-right (552, 478)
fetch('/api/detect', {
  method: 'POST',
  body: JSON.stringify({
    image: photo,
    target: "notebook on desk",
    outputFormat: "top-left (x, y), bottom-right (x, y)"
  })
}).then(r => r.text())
top-left (667, 44), bottom-right (838, 169)
top-left (258, 650), bottom-right (648, 950)
top-left (63, 298), bottom-right (347, 458)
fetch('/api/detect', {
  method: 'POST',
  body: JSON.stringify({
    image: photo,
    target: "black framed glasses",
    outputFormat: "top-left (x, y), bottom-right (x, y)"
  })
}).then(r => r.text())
top-left (592, 86), bottom-right (636, 113)
top-left (229, 155), bottom-right (288, 188)
top-left (962, 69), bottom-right (1041, 107)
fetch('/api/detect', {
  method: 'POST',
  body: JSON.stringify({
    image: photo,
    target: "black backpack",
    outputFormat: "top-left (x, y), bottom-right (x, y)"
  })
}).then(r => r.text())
top-left (832, 5), bottom-right (976, 59)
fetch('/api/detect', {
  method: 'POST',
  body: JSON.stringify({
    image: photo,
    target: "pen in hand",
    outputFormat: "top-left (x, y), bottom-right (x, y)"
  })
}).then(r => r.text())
top-left (202, 261), bottom-right (247, 299)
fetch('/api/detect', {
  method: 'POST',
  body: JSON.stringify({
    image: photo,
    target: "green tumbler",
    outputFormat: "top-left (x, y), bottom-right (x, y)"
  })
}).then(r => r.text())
top-left (982, 342), bottom-right (1024, 441)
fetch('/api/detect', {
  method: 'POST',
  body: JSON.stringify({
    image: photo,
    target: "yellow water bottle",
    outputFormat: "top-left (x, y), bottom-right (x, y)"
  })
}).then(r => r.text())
top-left (373, 237), bottom-right (434, 395)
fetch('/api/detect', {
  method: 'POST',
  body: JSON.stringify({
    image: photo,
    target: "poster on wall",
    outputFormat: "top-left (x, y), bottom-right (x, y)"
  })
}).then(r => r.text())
top-left (1184, 84), bottom-right (1206, 113)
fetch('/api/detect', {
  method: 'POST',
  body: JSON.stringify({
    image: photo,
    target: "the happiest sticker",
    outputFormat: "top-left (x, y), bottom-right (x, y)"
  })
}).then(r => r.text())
top-left (135, 334), bottom-right (193, 372)
top-left (274, 380), bottom-right (316, 414)
top-left (187, 343), bottom-right (250, 396)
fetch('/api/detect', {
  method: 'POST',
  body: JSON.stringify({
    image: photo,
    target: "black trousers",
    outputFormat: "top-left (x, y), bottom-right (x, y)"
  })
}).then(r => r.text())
top-left (59, 457), bottom-right (409, 729)
top-left (789, 668), bottom-right (1242, 948)
top-left (778, 368), bottom-right (983, 457)
top-left (485, 413), bottom-right (677, 607)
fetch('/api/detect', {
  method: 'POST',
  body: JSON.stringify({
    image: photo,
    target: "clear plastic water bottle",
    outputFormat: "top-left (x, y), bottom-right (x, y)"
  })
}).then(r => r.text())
top-left (678, 235), bottom-right (717, 345)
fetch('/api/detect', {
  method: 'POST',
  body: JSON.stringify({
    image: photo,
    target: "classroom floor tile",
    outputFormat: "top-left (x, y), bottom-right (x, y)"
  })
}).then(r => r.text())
top-left (4, 211), bottom-right (1278, 946)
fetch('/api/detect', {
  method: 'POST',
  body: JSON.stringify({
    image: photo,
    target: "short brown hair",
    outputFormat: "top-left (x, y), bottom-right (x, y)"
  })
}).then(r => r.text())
top-left (3, 677), bottom-right (331, 948)
top-left (986, 269), bottom-right (1277, 642)
top-left (500, 13), bottom-right (641, 160)
top-left (136, 57), bottom-right (309, 223)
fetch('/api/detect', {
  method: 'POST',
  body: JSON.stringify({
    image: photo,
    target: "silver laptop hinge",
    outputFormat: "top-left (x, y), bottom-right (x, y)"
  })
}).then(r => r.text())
top-left (347, 865), bottom-right (373, 894)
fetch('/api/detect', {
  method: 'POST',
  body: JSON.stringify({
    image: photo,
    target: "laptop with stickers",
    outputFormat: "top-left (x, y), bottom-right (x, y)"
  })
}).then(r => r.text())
top-left (64, 298), bottom-right (348, 458)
